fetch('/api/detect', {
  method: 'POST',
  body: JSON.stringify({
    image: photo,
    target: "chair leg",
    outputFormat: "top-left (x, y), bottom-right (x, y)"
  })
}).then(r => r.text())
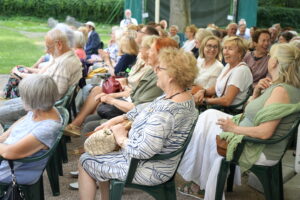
top-left (46, 157), bottom-right (60, 196)
top-left (226, 163), bottom-right (236, 192)
top-left (163, 180), bottom-right (177, 200)
top-left (56, 144), bottom-right (64, 176)
top-left (215, 159), bottom-right (230, 200)
top-left (270, 163), bottom-right (284, 200)
top-left (60, 135), bottom-right (69, 163)
top-left (251, 163), bottom-right (283, 200)
top-left (109, 181), bottom-right (125, 200)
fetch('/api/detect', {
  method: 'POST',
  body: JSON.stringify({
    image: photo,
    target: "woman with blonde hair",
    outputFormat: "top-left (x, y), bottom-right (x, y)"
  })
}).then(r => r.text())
top-left (192, 36), bottom-right (223, 103)
top-left (182, 24), bottom-right (197, 52)
top-left (193, 29), bottom-right (213, 57)
top-left (78, 47), bottom-right (198, 200)
top-left (103, 35), bottom-right (138, 76)
top-left (178, 43), bottom-right (300, 199)
top-left (194, 36), bottom-right (253, 107)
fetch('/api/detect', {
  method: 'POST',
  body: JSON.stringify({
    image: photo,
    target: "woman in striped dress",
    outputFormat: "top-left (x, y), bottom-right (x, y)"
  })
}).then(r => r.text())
top-left (78, 46), bottom-right (198, 200)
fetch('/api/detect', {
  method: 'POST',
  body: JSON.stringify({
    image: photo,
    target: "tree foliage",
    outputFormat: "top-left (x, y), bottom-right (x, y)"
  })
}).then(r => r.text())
top-left (0, 0), bottom-right (124, 23)
top-left (259, 0), bottom-right (300, 8)
top-left (257, 6), bottom-right (300, 30)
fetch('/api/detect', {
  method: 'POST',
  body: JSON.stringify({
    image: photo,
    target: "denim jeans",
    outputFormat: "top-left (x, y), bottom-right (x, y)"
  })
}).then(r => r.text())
top-left (0, 97), bottom-right (26, 125)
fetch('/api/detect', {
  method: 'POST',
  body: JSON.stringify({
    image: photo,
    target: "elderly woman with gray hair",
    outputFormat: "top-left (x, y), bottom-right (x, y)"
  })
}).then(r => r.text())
top-left (0, 75), bottom-right (62, 185)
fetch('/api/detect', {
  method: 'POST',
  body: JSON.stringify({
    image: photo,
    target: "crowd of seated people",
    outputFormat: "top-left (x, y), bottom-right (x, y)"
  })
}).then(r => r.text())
top-left (2, 11), bottom-right (300, 200)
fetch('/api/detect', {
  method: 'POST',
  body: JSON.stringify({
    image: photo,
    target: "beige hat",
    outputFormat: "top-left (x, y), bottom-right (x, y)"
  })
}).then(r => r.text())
top-left (85, 21), bottom-right (95, 28)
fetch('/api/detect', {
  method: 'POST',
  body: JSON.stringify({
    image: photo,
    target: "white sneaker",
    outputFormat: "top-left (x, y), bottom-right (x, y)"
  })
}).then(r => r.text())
top-left (69, 182), bottom-right (79, 190)
top-left (70, 171), bottom-right (79, 178)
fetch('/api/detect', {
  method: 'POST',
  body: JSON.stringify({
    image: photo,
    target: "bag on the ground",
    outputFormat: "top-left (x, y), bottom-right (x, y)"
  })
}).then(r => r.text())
top-left (84, 120), bottom-right (132, 155)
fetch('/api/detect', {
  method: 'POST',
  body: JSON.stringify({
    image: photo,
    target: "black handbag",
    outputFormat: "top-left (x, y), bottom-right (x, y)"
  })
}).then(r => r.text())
top-left (0, 161), bottom-right (25, 200)
top-left (96, 102), bottom-right (125, 119)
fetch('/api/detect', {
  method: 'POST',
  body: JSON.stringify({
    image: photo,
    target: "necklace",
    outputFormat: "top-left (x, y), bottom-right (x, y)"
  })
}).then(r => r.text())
top-left (164, 90), bottom-right (186, 100)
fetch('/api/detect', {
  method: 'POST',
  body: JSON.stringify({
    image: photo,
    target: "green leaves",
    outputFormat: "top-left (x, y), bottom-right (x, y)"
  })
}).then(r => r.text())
top-left (0, 0), bottom-right (124, 23)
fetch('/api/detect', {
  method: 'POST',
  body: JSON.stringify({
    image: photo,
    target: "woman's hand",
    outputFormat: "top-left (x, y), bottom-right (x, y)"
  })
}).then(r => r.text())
top-left (94, 93), bottom-right (106, 102)
top-left (217, 117), bottom-right (237, 133)
top-left (253, 77), bottom-right (272, 99)
top-left (111, 124), bottom-right (128, 146)
top-left (94, 120), bottom-right (114, 131)
top-left (193, 90), bottom-right (205, 104)
top-left (100, 95), bottom-right (114, 104)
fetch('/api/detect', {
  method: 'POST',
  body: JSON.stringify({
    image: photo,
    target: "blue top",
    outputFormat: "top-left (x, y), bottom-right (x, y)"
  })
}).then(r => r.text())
top-left (0, 110), bottom-right (62, 184)
top-left (114, 54), bottom-right (137, 75)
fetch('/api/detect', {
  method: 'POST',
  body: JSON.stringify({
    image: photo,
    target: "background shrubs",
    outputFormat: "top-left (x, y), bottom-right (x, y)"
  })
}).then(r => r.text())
top-left (0, 0), bottom-right (124, 24)
top-left (257, 6), bottom-right (300, 30)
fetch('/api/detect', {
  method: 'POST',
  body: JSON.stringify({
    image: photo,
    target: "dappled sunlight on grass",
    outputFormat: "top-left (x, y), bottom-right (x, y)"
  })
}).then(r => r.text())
top-left (0, 29), bottom-right (44, 73)
top-left (0, 16), bottom-right (115, 74)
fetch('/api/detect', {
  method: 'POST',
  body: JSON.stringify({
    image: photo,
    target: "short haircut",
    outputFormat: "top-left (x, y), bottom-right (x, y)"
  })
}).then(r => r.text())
top-left (19, 75), bottom-right (59, 111)
top-left (158, 47), bottom-right (198, 89)
top-left (195, 29), bottom-right (213, 43)
top-left (280, 31), bottom-right (295, 42)
top-left (199, 35), bottom-right (222, 60)
top-left (185, 25), bottom-right (198, 36)
top-left (141, 35), bottom-right (159, 49)
top-left (226, 23), bottom-right (238, 30)
top-left (119, 36), bottom-right (139, 55)
top-left (46, 28), bottom-right (70, 49)
top-left (153, 37), bottom-right (179, 52)
top-left (74, 31), bottom-right (86, 48)
top-left (222, 36), bottom-right (248, 58)
top-left (270, 43), bottom-right (300, 88)
top-left (53, 23), bottom-right (75, 48)
top-left (252, 29), bottom-right (271, 43)
top-left (144, 26), bottom-right (159, 36)
top-left (170, 25), bottom-right (179, 32)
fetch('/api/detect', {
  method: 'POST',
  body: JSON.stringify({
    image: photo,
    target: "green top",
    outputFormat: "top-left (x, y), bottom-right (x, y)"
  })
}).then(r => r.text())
top-left (221, 83), bottom-right (300, 172)
top-left (130, 68), bottom-right (163, 106)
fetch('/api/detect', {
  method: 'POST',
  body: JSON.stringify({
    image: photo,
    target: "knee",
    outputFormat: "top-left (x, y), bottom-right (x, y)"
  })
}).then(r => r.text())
top-left (90, 86), bottom-right (102, 95)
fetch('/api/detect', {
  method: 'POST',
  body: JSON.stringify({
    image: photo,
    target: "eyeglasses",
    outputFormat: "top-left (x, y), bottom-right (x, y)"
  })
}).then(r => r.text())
top-left (205, 44), bottom-right (219, 50)
top-left (155, 66), bottom-right (167, 72)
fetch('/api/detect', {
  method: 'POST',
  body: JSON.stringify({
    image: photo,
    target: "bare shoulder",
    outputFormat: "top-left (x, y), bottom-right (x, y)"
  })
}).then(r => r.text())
top-left (265, 86), bottom-right (290, 106)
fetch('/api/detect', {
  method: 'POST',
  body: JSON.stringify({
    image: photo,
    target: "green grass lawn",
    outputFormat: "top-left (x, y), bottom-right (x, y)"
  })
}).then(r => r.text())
top-left (0, 16), bottom-right (113, 74)
top-left (0, 28), bottom-right (44, 73)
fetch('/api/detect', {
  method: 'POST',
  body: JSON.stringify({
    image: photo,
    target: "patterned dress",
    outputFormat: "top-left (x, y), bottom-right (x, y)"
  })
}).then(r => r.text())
top-left (80, 95), bottom-right (198, 185)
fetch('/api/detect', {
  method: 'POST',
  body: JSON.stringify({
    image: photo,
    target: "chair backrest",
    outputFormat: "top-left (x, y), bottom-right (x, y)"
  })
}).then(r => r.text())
top-left (55, 85), bottom-right (77, 107)
top-left (233, 114), bottom-right (300, 163)
top-left (212, 85), bottom-right (253, 115)
top-left (125, 117), bottom-right (198, 184)
top-left (0, 107), bottom-right (69, 164)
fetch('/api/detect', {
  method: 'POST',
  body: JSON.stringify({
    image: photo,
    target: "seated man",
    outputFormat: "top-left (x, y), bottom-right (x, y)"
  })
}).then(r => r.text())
top-left (84, 21), bottom-right (101, 59)
top-left (0, 28), bottom-right (82, 125)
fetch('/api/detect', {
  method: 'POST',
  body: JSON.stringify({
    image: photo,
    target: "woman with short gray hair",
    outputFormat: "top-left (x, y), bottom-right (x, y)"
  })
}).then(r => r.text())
top-left (0, 74), bottom-right (62, 185)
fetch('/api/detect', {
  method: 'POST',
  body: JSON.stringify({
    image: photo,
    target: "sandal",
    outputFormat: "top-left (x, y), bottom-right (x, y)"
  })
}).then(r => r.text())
top-left (64, 124), bottom-right (81, 137)
top-left (178, 181), bottom-right (204, 200)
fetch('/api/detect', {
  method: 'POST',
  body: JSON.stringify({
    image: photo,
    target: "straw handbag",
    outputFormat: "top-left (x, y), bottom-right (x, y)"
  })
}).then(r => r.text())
top-left (84, 120), bottom-right (132, 156)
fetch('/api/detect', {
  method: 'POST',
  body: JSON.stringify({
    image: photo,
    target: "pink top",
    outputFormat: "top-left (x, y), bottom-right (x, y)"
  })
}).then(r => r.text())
top-left (75, 48), bottom-right (87, 60)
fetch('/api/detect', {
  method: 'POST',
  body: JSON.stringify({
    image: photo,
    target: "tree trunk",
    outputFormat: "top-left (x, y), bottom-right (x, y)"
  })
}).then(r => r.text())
top-left (169, 0), bottom-right (191, 32)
